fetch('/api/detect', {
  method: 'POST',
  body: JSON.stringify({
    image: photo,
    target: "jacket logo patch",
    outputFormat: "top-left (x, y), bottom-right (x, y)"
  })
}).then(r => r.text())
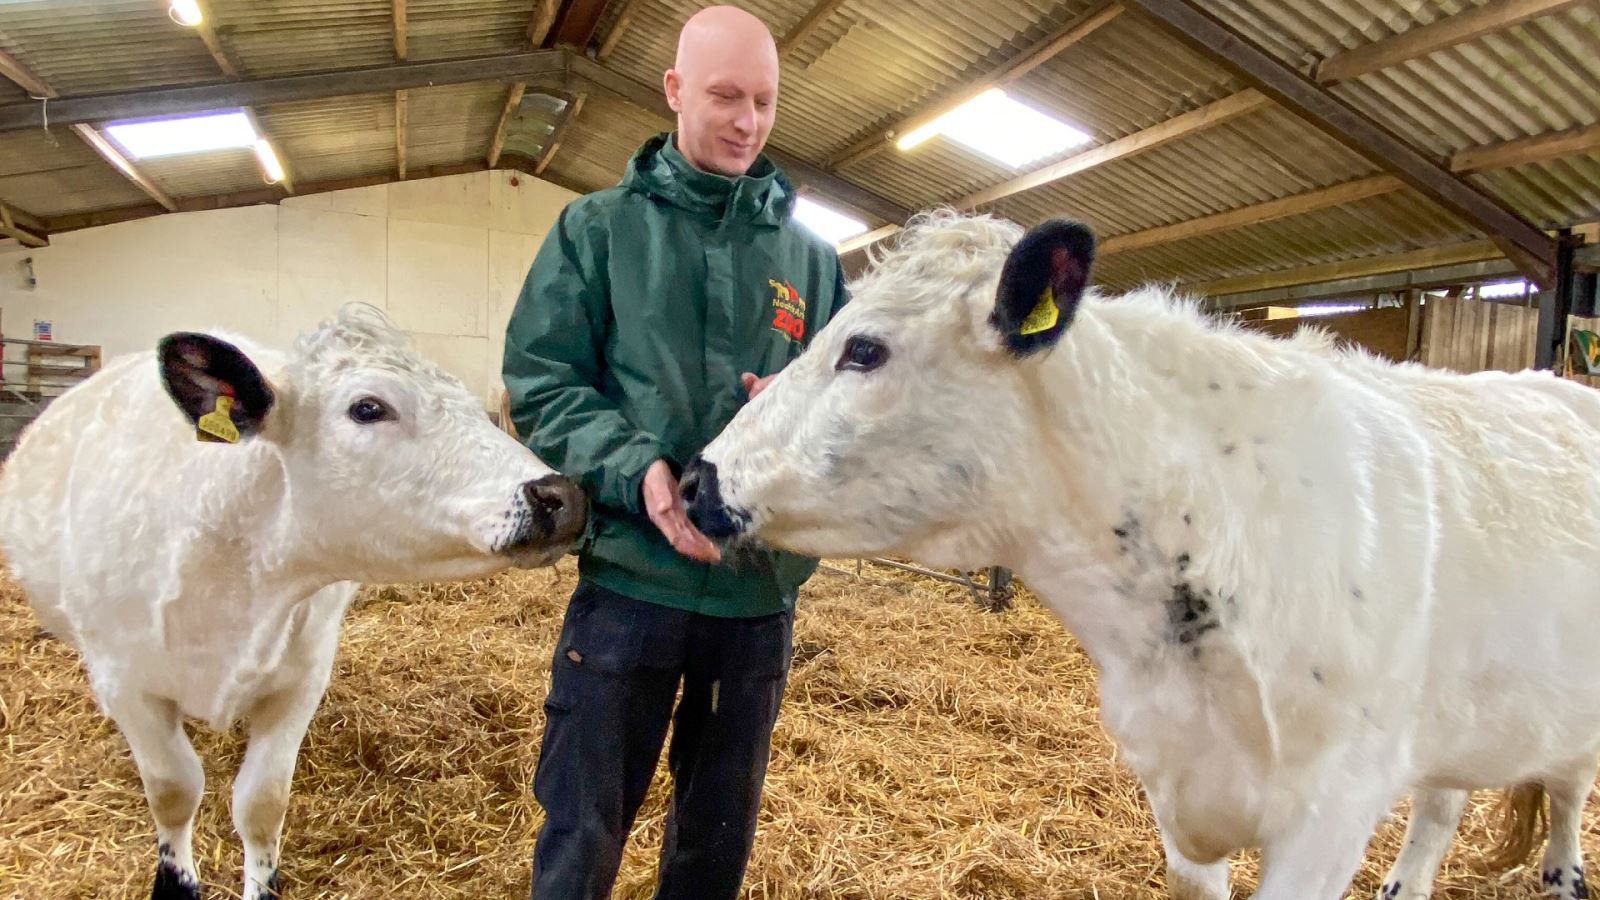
top-left (768, 279), bottom-right (807, 342)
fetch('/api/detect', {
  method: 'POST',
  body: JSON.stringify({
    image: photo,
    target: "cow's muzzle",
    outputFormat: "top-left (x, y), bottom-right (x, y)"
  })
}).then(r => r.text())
top-left (515, 473), bottom-right (587, 552)
top-left (681, 457), bottom-right (748, 540)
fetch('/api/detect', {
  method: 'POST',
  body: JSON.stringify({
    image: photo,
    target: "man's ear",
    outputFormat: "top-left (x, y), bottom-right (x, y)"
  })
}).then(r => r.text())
top-left (988, 219), bottom-right (1096, 357)
top-left (157, 333), bottom-right (276, 442)
top-left (664, 68), bottom-right (683, 113)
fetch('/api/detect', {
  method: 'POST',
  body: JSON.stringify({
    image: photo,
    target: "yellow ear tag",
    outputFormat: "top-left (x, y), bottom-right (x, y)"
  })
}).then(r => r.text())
top-left (1018, 285), bottom-right (1060, 336)
top-left (196, 395), bottom-right (241, 444)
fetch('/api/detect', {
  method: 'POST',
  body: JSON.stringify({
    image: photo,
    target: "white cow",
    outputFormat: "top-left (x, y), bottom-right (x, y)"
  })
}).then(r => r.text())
top-left (681, 210), bottom-right (1600, 900)
top-left (0, 303), bottom-right (585, 900)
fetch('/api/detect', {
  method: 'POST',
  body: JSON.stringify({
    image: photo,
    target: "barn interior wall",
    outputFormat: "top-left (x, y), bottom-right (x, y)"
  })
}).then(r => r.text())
top-left (0, 170), bottom-right (577, 409)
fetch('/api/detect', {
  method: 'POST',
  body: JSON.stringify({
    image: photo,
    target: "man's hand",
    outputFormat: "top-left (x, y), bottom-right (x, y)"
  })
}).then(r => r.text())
top-left (642, 459), bottom-right (721, 562)
top-left (741, 372), bottom-right (776, 400)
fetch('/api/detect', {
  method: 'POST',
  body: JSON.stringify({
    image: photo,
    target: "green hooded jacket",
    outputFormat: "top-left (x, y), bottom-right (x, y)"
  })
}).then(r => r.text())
top-left (503, 133), bottom-right (850, 617)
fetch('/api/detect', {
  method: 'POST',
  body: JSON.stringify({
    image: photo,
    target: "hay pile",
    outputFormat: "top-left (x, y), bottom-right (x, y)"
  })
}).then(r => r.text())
top-left (1, 559), bottom-right (1592, 898)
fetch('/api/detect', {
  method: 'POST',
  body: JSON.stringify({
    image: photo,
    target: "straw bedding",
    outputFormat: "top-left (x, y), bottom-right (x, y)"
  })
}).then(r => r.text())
top-left (1, 557), bottom-right (1593, 898)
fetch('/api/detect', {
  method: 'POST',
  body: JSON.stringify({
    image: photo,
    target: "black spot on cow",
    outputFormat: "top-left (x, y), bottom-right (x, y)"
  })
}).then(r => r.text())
top-left (255, 869), bottom-right (283, 900)
top-left (1183, 513), bottom-right (1192, 526)
top-left (1351, 587), bottom-right (1364, 601)
top-left (1175, 553), bottom-right (1191, 574)
top-left (1208, 382), bottom-right (1221, 392)
top-left (1221, 443), bottom-right (1237, 455)
top-left (1168, 582), bottom-right (1221, 646)
top-left (1379, 882), bottom-right (1401, 900)
top-left (1312, 668), bottom-right (1325, 684)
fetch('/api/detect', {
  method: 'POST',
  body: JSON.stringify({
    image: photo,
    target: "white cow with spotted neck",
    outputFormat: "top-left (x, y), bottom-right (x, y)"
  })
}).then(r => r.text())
top-left (682, 210), bottom-right (1600, 900)
top-left (0, 303), bottom-right (586, 900)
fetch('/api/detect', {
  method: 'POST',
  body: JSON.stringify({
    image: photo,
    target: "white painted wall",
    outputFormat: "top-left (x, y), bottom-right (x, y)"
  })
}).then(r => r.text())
top-left (0, 169), bottom-right (578, 409)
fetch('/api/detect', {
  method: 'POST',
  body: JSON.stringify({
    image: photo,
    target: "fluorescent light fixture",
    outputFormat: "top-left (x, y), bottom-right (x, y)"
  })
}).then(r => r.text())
top-left (793, 197), bottom-right (869, 246)
top-left (1477, 279), bottom-right (1529, 300)
top-left (894, 88), bottom-right (1092, 168)
top-left (169, 0), bottom-right (203, 26)
top-left (105, 111), bottom-right (256, 159)
top-left (254, 139), bottom-right (286, 184)
top-left (1294, 303), bottom-right (1367, 317)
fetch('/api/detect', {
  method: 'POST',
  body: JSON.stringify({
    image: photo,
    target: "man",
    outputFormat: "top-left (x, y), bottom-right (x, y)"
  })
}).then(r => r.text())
top-left (501, 6), bottom-right (850, 899)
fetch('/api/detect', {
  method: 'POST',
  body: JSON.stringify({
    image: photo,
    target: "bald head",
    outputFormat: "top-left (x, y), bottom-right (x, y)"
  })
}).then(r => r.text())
top-left (664, 6), bottom-right (780, 176)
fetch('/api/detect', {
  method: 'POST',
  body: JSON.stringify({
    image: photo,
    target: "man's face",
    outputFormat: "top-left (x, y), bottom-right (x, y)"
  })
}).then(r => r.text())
top-left (666, 43), bottom-right (779, 176)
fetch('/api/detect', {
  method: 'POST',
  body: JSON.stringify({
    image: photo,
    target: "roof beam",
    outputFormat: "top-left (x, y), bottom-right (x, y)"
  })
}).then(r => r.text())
top-left (190, 0), bottom-right (241, 78)
top-left (536, 92), bottom-right (586, 175)
top-left (43, 162), bottom-right (491, 234)
top-left (70, 123), bottom-right (178, 212)
top-left (1192, 239), bottom-right (1503, 297)
top-left (829, 1), bottom-right (1123, 169)
top-left (1100, 175), bottom-right (1402, 255)
top-left (777, 0), bottom-right (850, 59)
top-left (1122, 0), bottom-right (1556, 287)
top-left (0, 45), bottom-right (55, 98)
top-left (1315, 0), bottom-right (1585, 83)
top-left (393, 0), bottom-right (407, 60)
top-left (0, 49), bottom-right (568, 131)
top-left (566, 56), bottom-right (912, 225)
top-left (1451, 122), bottom-right (1600, 173)
top-left (596, 0), bottom-right (643, 61)
top-left (395, 90), bottom-right (408, 178)
top-left (0, 201), bottom-right (48, 247)
top-left (1098, 122), bottom-right (1600, 259)
top-left (956, 88), bottom-right (1271, 209)
top-left (486, 82), bottom-right (525, 168)
top-left (1208, 257), bottom-right (1522, 309)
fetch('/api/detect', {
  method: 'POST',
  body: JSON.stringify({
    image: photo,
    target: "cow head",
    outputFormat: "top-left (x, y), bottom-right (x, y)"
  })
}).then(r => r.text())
top-left (158, 303), bottom-right (586, 582)
top-left (681, 212), bottom-right (1093, 567)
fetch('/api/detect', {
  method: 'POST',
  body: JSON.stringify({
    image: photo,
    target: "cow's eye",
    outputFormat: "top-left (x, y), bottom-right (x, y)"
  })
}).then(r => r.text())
top-left (348, 397), bottom-right (392, 424)
top-left (837, 335), bottom-right (889, 373)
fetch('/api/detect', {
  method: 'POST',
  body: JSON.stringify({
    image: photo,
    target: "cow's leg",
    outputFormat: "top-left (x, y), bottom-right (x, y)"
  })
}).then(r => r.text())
top-left (1540, 764), bottom-right (1597, 900)
top-left (108, 692), bottom-right (205, 900)
top-left (1372, 788), bottom-right (1468, 900)
top-left (1149, 802), bottom-right (1228, 900)
top-left (232, 670), bottom-right (329, 900)
top-left (1251, 786), bottom-right (1390, 900)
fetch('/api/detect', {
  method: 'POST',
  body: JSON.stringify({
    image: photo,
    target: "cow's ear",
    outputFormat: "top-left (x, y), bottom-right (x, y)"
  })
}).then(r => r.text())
top-left (158, 333), bottom-right (275, 443)
top-left (988, 219), bottom-right (1095, 357)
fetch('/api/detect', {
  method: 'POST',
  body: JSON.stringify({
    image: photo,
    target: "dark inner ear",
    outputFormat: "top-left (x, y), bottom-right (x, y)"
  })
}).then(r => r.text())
top-left (989, 219), bottom-right (1096, 357)
top-left (158, 333), bottom-right (275, 438)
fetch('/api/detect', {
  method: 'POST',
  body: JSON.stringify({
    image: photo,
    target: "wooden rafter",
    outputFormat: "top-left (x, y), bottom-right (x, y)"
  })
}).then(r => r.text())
top-left (0, 201), bottom-right (48, 247)
top-left (777, 0), bottom-right (850, 59)
top-left (393, 0), bottom-right (408, 60)
top-left (70, 124), bottom-right (178, 212)
top-left (0, 50), bottom-right (568, 131)
top-left (1122, 0), bottom-right (1556, 286)
top-left (1451, 123), bottom-right (1600, 173)
top-left (1315, 0), bottom-right (1585, 83)
top-left (529, 0), bottom-right (560, 47)
top-left (1099, 175), bottom-right (1402, 255)
top-left (0, 46), bottom-right (54, 98)
top-left (1192, 240), bottom-right (1502, 297)
top-left (596, 0), bottom-right (643, 61)
top-left (957, 89), bottom-right (1271, 209)
top-left (396, 90), bottom-right (408, 179)
top-left (190, 0), bottom-right (241, 78)
top-left (535, 92), bottom-right (587, 176)
top-left (486, 82), bottom-right (525, 168)
top-left (829, 1), bottom-right (1123, 170)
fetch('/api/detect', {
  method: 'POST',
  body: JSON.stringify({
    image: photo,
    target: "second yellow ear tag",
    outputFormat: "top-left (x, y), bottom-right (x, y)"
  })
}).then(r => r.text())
top-left (197, 395), bottom-right (241, 444)
top-left (1018, 286), bottom-right (1060, 336)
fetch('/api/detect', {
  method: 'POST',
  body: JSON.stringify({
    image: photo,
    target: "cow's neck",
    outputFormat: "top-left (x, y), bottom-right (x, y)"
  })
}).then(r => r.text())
top-left (998, 293), bottom-right (1267, 666)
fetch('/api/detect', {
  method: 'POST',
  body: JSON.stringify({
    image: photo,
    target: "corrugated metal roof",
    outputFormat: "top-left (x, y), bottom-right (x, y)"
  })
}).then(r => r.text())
top-left (0, 0), bottom-right (1594, 293)
top-left (0, 129), bottom-right (150, 215)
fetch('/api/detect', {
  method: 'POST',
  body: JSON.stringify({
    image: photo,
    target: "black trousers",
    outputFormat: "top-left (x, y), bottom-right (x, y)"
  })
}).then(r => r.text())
top-left (529, 580), bottom-right (794, 900)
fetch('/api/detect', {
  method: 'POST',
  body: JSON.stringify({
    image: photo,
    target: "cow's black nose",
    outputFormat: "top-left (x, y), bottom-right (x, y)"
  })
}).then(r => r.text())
top-left (681, 456), bottom-right (742, 539)
top-left (521, 473), bottom-right (587, 543)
